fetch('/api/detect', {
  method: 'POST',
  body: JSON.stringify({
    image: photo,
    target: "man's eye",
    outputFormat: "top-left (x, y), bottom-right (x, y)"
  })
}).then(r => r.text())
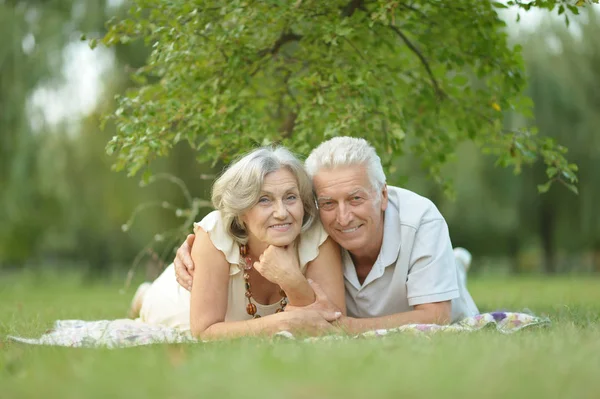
top-left (319, 201), bottom-right (334, 209)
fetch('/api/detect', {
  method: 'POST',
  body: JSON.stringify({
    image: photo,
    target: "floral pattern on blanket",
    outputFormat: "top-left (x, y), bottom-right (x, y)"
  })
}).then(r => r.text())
top-left (8, 312), bottom-right (550, 348)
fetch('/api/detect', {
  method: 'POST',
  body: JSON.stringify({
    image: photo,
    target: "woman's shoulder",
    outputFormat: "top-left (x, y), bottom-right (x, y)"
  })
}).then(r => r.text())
top-left (193, 210), bottom-right (222, 232)
top-left (193, 211), bottom-right (241, 271)
top-left (298, 219), bottom-right (329, 270)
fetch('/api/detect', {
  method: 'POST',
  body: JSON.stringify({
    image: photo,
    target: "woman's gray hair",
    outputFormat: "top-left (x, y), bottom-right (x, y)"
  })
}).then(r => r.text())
top-left (305, 136), bottom-right (386, 192)
top-left (211, 146), bottom-right (317, 244)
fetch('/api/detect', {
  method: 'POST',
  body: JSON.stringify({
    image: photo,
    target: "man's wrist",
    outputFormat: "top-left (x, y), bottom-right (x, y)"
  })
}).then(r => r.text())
top-left (335, 315), bottom-right (356, 333)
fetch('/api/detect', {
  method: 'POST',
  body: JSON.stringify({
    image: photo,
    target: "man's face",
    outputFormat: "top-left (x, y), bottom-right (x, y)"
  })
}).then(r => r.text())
top-left (313, 165), bottom-right (387, 255)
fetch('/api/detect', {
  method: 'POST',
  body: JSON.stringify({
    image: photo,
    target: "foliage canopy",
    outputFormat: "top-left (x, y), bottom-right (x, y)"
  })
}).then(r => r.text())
top-left (102, 0), bottom-right (595, 193)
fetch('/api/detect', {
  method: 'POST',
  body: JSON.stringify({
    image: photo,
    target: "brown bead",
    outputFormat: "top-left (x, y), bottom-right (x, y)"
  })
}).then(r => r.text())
top-left (253, 314), bottom-right (261, 319)
top-left (280, 299), bottom-right (287, 308)
top-left (240, 244), bottom-right (248, 256)
top-left (279, 289), bottom-right (286, 297)
top-left (246, 303), bottom-right (257, 315)
top-left (245, 282), bottom-right (251, 290)
top-left (243, 273), bottom-right (250, 280)
top-left (275, 308), bottom-right (284, 313)
top-left (245, 291), bottom-right (252, 298)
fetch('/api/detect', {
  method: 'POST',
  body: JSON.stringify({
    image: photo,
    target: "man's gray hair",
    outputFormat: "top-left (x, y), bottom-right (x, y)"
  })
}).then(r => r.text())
top-left (211, 146), bottom-right (317, 244)
top-left (305, 136), bottom-right (386, 191)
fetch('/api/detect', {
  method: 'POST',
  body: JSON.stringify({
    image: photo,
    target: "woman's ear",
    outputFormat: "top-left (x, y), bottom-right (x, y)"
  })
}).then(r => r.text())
top-left (236, 215), bottom-right (247, 231)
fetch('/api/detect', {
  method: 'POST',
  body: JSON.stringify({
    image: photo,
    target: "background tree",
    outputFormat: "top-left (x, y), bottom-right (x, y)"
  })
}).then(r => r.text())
top-left (102, 0), bottom-right (593, 195)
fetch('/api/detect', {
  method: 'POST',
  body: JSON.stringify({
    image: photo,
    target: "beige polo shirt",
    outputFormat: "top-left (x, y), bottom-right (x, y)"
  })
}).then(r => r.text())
top-left (343, 186), bottom-right (479, 322)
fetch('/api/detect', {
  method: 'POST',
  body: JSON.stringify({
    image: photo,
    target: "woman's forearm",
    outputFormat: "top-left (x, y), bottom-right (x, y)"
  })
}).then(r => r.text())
top-left (279, 273), bottom-right (315, 307)
top-left (193, 314), bottom-right (286, 340)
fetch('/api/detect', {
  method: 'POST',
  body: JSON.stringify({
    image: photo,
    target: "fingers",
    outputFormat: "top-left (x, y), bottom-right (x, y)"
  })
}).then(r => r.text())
top-left (185, 233), bottom-right (195, 248)
top-left (307, 279), bottom-right (327, 299)
top-left (174, 265), bottom-right (193, 291)
top-left (174, 235), bottom-right (195, 291)
top-left (319, 309), bottom-right (342, 322)
top-left (182, 234), bottom-right (195, 271)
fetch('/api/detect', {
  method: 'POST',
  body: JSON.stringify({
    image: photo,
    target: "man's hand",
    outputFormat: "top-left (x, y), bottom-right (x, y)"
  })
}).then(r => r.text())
top-left (253, 243), bottom-right (302, 289)
top-left (174, 234), bottom-right (196, 291)
top-left (285, 279), bottom-right (342, 319)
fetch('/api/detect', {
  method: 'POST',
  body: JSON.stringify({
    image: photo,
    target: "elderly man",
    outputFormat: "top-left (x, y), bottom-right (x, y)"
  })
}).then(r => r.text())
top-left (174, 137), bottom-right (478, 333)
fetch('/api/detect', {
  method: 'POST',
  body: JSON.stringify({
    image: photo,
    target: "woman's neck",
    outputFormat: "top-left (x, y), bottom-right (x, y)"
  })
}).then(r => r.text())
top-left (245, 236), bottom-right (268, 260)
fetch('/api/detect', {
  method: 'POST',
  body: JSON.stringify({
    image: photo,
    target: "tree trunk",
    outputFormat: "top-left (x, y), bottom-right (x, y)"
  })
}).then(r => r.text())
top-left (540, 199), bottom-right (556, 274)
top-left (593, 241), bottom-right (600, 274)
top-left (508, 234), bottom-right (520, 274)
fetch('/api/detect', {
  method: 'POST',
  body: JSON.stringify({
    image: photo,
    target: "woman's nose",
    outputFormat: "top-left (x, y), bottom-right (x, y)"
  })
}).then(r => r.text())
top-left (273, 200), bottom-right (288, 219)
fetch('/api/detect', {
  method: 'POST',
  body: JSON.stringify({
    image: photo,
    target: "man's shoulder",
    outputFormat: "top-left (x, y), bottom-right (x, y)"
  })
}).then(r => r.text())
top-left (387, 186), bottom-right (444, 228)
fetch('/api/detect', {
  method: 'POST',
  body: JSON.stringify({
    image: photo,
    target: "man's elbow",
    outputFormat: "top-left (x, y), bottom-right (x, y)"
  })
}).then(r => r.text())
top-left (433, 301), bottom-right (452, 325)
top-left (418, 301), bottom-right (452, 325)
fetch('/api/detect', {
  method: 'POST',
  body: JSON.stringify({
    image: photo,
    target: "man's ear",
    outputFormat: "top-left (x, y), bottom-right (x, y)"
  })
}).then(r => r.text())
top-left (380, 184), bottom-right (388, 212)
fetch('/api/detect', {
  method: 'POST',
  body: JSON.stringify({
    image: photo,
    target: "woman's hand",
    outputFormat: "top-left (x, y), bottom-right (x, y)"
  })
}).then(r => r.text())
top-left (285, 279), bottom-right (342, 317)
top-left (275, 308), bottom-right (341, 336)
top-left (253, 243), bottom-right (303, 289)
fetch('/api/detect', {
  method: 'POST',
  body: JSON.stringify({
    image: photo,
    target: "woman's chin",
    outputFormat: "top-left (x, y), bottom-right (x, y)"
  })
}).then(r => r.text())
top-left (265, 233), bottom-right (298, 247)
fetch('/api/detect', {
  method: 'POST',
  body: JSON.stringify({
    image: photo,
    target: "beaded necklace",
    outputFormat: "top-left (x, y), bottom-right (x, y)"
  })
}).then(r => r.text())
top-left (240, 244), bottom-right (287, 318)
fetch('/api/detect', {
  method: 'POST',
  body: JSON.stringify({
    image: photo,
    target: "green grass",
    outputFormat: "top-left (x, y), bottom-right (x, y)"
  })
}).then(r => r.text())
top-left (1, 271), bottom-right (599, 399)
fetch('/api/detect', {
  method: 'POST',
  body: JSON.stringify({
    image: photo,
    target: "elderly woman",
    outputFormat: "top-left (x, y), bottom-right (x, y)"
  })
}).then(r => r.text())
top-left (132, 147), bottom-right (346, 339)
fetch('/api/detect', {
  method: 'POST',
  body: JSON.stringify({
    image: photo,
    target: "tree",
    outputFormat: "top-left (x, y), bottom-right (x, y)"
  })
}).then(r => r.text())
top-left (521, 10), bottom-right (600, 273)
top-left (100, 0), bottom-right (594, 193)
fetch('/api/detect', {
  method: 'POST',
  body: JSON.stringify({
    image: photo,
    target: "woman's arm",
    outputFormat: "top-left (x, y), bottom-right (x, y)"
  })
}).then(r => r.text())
top-left (189, 228), bottom-right (339, 339)
top-left (252, 237), bottom-right (345, 311)
top-left (188, 227), bottom-right (232, 336)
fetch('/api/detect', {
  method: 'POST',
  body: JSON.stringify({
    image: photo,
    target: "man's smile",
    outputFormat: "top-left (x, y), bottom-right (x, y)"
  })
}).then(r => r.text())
top-left (338, 224), bottom-right (364, 234)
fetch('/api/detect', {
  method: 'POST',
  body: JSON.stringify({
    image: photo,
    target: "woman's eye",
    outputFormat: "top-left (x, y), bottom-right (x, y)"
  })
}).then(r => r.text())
top-left (258, 197), bottom-right (270, 203)
top-left (286, 195), bottom-right (297, 201)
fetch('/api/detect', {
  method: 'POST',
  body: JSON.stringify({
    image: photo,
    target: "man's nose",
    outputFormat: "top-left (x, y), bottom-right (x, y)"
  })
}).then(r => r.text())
top-left (336, 203), bottom-right (352, 226)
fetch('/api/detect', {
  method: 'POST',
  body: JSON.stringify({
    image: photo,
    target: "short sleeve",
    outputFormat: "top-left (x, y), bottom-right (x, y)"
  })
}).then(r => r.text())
top-left (406, 218), bottom-right (459, 306)
top-left (193, 211), bottom-right (240, 276)
top-left (297, 220), bottom-right (329, 273)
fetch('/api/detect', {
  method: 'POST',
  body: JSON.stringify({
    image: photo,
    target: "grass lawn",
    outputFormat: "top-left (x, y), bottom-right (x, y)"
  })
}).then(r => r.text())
top-left (1, 271), bottom-right (599, 398)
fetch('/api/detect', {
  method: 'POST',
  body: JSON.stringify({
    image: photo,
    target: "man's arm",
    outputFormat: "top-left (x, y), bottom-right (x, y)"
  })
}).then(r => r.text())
top-left (337, 301), bottom-right (451, 335)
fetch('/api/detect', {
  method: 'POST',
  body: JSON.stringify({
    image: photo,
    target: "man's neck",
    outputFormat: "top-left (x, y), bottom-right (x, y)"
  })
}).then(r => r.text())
top-left (348, 229), bottom-right (384, 285)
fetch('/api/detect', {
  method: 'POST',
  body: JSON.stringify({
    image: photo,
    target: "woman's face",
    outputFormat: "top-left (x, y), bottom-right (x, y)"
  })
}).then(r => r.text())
top-left (241, 168), bottom-right (304, 248)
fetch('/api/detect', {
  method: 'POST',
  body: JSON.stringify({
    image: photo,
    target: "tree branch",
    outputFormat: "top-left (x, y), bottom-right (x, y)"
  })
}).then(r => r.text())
top-left (258, 31), bottom-right (303, 57)
top-left (389, 25), bottom-right (445, 100)
top-left (341, 0), bottom-right (365, 17)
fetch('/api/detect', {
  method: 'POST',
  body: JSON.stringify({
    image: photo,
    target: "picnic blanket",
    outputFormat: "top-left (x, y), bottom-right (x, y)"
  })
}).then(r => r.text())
top-left (8, 312), bottom-right (550, 348)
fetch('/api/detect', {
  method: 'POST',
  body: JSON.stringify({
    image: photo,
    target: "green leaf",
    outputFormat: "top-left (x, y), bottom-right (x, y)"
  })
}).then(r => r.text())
top-left (566, 184), bottom-right (579, 195)
top-left (537, 181), bottom-right (552, 194)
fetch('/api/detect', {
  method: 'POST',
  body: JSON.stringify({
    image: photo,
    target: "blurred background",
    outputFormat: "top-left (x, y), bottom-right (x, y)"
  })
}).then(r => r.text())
top-left (1, 0), bottom-right (599, 281)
